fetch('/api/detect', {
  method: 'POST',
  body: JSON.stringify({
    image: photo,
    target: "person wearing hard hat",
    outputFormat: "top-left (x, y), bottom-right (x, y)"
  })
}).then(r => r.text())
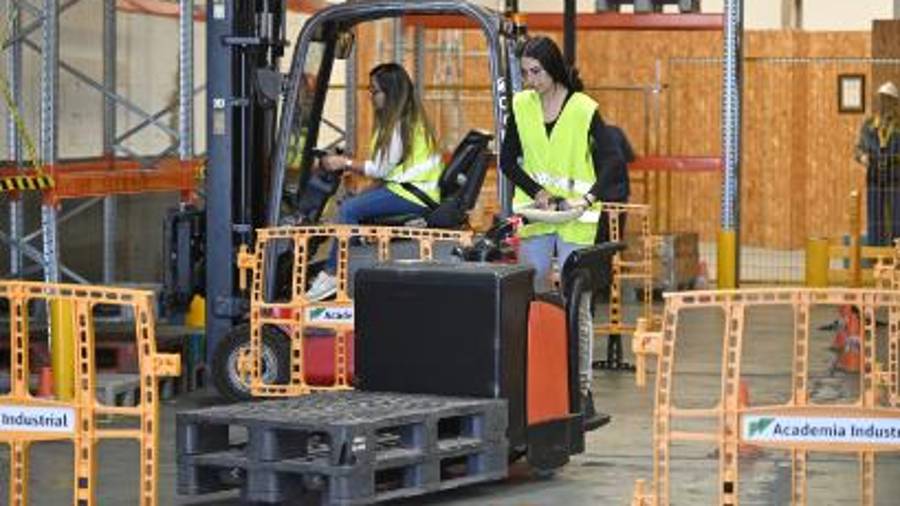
top-left (855, 81), bottom-right (900, 246)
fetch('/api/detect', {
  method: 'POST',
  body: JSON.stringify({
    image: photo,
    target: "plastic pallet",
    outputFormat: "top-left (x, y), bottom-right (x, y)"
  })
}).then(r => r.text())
top-left (177, 391), bottom-right (508, 505)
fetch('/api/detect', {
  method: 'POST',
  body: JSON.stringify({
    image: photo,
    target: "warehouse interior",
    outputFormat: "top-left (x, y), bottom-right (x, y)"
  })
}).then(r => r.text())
top-left (1, 0), bottom-right (900, 505)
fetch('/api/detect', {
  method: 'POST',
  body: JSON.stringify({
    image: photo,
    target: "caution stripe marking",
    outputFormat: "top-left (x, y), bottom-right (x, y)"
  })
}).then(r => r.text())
top-left (0, 175), bottom-right (54, 192)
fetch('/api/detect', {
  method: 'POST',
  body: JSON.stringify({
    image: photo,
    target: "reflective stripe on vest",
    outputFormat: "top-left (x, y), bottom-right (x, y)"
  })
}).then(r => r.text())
top-left (511, 90), bottom-right (599, 244)
top-left (370, 125), bottom-right (443, 206)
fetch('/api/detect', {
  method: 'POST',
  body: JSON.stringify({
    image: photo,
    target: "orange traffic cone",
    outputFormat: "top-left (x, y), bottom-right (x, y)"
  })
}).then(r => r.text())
top-left (37, 366), bottom-right (54, 398)
top-left (738, 380), bottom-right (750, 407)
top-left (695, 261), bottom-right (709, 289)
top-left (835, 307), bottom-right (861, 373)
top-left (738, 380), bottom-right (761, 458)
top-left (830, 305), bottom-right (852, 351)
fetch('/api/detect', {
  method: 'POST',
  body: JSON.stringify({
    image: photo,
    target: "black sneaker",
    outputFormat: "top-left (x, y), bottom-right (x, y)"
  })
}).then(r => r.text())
top-left (582, 391), bottom-right (611, 431)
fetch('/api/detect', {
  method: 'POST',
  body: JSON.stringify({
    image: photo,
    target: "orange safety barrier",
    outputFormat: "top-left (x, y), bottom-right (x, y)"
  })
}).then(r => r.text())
top-left (0, 281), bottom-right (180, 506)
top-left (874, 238), bottom-right (900, 406)
top-left (594, 202), bottom-right (662, 349)
top-left (237, 225), bottom-right (473, 397)
top-left (631, 288), bottom-right (900, 506)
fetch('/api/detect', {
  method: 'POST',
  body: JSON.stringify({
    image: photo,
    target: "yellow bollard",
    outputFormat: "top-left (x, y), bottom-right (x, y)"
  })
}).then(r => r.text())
top-left (805, 237), bottom-right (829, 287)
top-left (185, 295), bottom-right (206, 327)
top-left (49, 299), bottom-right (75, 400)
top-left (717, 230), bottom-right (738, 289)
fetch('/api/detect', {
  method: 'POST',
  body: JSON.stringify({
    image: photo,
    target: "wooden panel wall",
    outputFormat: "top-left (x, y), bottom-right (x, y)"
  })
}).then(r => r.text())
top-left (872, 20), bottom-right (900, 106)
top-left (351, 23), bottom-right (875, 249)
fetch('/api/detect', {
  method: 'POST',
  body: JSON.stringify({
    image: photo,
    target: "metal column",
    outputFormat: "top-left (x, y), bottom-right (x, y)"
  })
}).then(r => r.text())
top-left (392, 18), bottom-right (404, 62)
top-left (102, 0), bottom-right (117, 283)
top-left (40, 0), bottom-right (60, 283)
top-left (179, 0), bottom-right (194, 160)
top-left (413, 25), bottom-right (425, 101)
top-left (718, 0), bottom-right (743, 288)
top-left (563, 0), bottom-right (576, 66)
top-left (346, 41), bottom-right (358, 154)
top-left (6, 0), bottom-right (24, 277)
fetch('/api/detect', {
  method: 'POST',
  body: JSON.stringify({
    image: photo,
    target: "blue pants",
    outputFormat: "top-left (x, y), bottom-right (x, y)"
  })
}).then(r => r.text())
top-left (326, 187), bottom-right (427, 270)
top-left (518, 233), bottom-right (585, 293)
top-left (866, 184), bottom-right (900, 246)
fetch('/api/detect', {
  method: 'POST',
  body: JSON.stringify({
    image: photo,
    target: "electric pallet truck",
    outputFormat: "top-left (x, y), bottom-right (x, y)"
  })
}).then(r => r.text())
top-left (177, 242), bottom-right (622, 504)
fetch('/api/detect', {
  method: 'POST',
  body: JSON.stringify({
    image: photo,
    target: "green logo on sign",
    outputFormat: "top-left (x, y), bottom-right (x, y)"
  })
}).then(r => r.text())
top-left (748, 417), bottom-right (775, 437)
top-left (309, 308), bottom-right (326, 318)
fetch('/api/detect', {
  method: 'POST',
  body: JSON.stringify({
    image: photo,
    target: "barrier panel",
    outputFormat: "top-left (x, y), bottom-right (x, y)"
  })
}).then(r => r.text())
top-left (594, 202), bottom-right (662, 369)
top-left (0, 281), bottom-right (180, 506)
top-left (237, 225), bottom-right (473, 397)
top-left (631, 288), bottom-right (900, 506)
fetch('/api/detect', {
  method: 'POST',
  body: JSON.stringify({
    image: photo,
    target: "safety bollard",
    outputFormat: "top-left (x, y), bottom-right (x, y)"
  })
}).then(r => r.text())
top-left (805, 237), bottom-right (829, 287)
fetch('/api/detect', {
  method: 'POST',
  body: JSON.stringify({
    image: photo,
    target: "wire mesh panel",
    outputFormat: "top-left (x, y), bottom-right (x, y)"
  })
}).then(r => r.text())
top-left (667, 51), bottom-right (900, 285)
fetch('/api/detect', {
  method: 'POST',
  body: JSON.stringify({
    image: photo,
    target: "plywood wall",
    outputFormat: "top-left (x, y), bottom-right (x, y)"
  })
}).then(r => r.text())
top-left (352, 24), bottom-right (876, 250)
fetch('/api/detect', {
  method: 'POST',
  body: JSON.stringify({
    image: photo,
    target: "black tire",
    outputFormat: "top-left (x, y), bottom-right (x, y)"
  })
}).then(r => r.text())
top-left (211, 323), bottom-right (291, 402)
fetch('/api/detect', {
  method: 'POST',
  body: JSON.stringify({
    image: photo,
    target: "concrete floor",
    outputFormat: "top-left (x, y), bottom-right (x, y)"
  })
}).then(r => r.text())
top-left (3, 302), bottom-right (900, 505)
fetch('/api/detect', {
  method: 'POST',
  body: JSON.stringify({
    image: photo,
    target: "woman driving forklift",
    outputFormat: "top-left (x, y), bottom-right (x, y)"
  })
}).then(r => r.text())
top-left (306, 63), bottom-right (444, 301)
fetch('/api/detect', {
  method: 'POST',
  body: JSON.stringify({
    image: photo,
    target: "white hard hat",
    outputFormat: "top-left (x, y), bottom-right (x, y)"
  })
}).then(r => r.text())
top-left (878, 81), bottom-right (899, 99)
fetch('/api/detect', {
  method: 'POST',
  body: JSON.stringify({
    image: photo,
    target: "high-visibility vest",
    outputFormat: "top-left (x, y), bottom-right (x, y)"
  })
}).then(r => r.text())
top-left (373, 124), bottom-right (443, 206)
top-left (512, 90), bottom-right (598, 245)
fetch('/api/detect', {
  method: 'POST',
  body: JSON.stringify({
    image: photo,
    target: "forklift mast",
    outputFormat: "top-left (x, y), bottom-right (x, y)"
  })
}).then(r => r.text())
top-left (205, 0), bottom-right (285, 363)
top-left (204, 0), bottom-right (523, 369)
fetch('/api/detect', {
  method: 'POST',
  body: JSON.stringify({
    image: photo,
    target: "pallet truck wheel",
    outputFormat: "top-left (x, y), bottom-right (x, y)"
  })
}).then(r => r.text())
top-left (211, 323), bottom-right (291, 402)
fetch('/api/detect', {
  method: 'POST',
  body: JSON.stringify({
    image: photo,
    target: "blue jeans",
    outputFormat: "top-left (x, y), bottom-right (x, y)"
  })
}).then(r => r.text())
top-left (518, 233), bottom-right (584, 292)
top-left (326, 187), bottom-right (427, 270)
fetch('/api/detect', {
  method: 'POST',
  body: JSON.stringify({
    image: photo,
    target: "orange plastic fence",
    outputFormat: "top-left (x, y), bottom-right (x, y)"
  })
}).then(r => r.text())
top-left (238, 225), bottom-right (473, 397)
top-left (0, 281), bottom-right (180, 506)
top-left (631, 288), bottom-right (900, 506)
top-left (595, 202), bottom-right (662, 340)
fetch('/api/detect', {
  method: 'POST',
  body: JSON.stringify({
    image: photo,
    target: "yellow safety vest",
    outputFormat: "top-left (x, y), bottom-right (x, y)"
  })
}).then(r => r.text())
top-left (512, 90), bottom-right (598, 245)
top-left (372, 124), bottom-right (444, 207)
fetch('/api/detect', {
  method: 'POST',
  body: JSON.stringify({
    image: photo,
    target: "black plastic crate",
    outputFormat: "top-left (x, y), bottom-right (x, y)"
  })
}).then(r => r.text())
top-left (177, 391), bottom-right (508, 504)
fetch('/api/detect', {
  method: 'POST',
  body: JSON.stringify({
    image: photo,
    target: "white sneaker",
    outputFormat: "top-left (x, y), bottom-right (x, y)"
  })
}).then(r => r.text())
top-left (306, 271), bottom-right (337, 301)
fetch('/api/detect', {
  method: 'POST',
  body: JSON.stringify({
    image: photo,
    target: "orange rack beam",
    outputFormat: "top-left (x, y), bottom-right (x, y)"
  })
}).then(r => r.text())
top-left (628, 155), bottom-right (722, 172)
top-left (404, 12), bottom-right (724, 31)
top-left (0, 157), bottom-right (201, 202)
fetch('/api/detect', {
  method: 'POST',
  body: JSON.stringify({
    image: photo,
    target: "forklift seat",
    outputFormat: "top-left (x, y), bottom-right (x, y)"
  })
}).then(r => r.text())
top-left (364, 129), bottom-right (493, 229)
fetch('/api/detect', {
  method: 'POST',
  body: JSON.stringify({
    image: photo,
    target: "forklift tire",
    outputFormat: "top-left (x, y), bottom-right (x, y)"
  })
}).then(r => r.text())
top-left (211, 323), bottom-right (291, 402)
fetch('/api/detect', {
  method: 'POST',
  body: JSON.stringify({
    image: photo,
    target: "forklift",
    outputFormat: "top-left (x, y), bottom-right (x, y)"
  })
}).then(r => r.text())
top-left (164, 0), bottom-right (528, 399)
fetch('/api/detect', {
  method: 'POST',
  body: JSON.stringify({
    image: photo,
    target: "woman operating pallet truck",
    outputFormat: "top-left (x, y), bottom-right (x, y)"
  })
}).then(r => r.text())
top-left (501, 36), bottom-right (629, 431)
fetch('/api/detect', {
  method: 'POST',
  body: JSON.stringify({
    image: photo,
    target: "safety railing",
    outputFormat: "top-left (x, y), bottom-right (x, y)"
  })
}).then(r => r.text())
top-left (0, 281), bottom-right (180, 506)
top-left (237, 225), bottom-right (473, 397)
top-left (631, 288), bottom-right (900, 506)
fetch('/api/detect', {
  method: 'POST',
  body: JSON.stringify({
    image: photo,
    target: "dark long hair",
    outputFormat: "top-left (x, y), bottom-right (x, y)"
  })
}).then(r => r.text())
top-left (519, 36), bottom-right (584, 92)
top-left (369, 63), bottom-right (437, 163)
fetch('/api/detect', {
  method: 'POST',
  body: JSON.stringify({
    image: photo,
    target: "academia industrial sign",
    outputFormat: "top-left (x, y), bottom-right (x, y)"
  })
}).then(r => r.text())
top-left (305, 306), bottom-right (354, 325)
top-left (0, 405), bottom-right (76, 434)
top-left (743, 415), bottom-right (900, 446)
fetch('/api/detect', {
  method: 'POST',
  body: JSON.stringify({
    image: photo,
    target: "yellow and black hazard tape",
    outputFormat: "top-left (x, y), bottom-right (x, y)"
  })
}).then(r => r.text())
top-left (0, 174), bottom-right (54, 192)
